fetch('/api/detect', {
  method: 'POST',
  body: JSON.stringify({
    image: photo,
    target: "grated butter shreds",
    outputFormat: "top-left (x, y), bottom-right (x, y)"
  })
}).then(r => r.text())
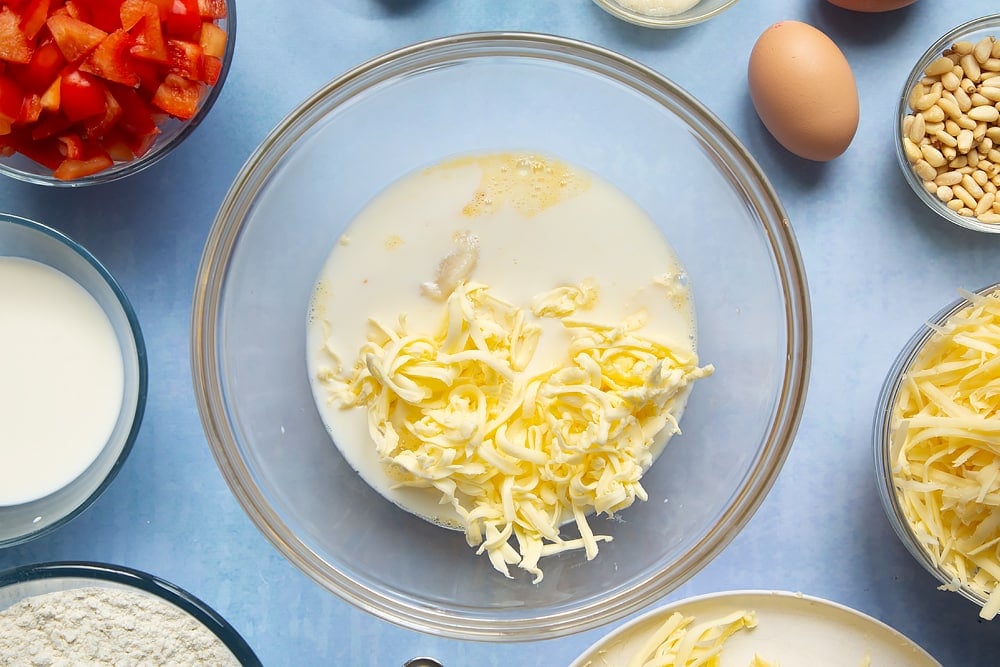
top-left (318, 281), bottom-right (711, 581)
top-left (625, 609), bottom-right (757, 667)
top-left (891, 288), bottom-right (1000, 619)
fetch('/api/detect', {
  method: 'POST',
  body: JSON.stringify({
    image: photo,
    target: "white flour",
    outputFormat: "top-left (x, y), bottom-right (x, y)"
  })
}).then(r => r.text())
top-left (0, 586), bottom-right (241, 666)
top-left (616, 0), bottom-right (702, 16)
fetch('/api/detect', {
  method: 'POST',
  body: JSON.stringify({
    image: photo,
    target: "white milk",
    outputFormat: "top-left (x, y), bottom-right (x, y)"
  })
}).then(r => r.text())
top-left (307, 152), bottom-right (697, 526)
top-left (0, 257), bottom-right (124, 506)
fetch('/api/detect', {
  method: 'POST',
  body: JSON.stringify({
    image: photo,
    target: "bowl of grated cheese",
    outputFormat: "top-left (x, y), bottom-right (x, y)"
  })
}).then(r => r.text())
top-left (192, 32), bottom-right (810, 641)
top-left (874, 282), bottom-right (1000, 620)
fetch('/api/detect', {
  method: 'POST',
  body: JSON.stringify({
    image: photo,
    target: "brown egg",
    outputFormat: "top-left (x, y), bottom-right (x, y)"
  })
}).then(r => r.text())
top-left (825, 0), bottom-right (918, 12)
top-left (748, 21), bottom-right (859, 162)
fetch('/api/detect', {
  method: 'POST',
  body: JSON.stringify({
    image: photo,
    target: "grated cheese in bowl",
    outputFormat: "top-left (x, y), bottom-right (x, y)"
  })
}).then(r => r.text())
top-left (317, 280), bottom-right (712, 581)
top-left (887, 286), bottom-right (1000, 619)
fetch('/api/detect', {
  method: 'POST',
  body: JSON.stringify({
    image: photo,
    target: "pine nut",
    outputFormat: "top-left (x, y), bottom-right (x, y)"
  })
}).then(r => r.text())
top-left (982, 76), bottom-right (1000, 88)
top-left (988, 127), bottom-right (1000, 142)
top-left (975, 191), bottom-right (996, 215)
top-left (963, 173), bottom-right (985, 199)
top-left (922, 105), bottom-right (946, 123)
top-left (981, 87), bottom-right (1000, 102)
top-left (954, 184), bottom-right (978, 209)
top-left (954, 41), bottom-right (974, 56)
top-left (969, 105), bottom-right (1000, 122)
top-left (950, 155), bottom-right (969, 168)
top-left (959, 207), bottom-right (974, 216)
top-left (957, 115), bottom-right (978, 130)
top-left (921, 144), bottom-right (948, 167)
top-left (977, 212), bottom-right (1000, 223)
top-left (937, 185), bottom-right (954, 202)
top-left (926, 56), bottom-right (956, 76)
top-left (935, 130), bottom-right (958, 147)
top-left (957, 129), bottom-right (975, 153)
top-left (954, 88), bottom-right (973, 112)
top-left (914, 159), bottom-right (937, 180)
top-left (990, 149), bottom-right (1000, 163)
top-left (961, 54), bottom-right (982, 82)
top-left (935, 170), bottom-right (963, 186)
top-left (942, 71), bottom-right (961, 91)
top-left (916, 92), bottom-right (942, 111)
top-left (975, 37), bottom-right (995, 64)
top-left (947, 198), bottom-right (964, 211)
top-left (971, 92), bottom-right (993, 107)
top-left (974, 169), bottom-right (990, 187)
top-left (936, 97), bottom-right (961, 118)
top-left (985, 59), bottom-right (1000, 73)
top-left (903, 137), bottom-right (923, 162)
top-left (909, 114), bottom-right (926, 142)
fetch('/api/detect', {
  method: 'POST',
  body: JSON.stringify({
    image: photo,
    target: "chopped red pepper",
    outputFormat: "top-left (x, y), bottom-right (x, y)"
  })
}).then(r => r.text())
top-left (47, 13), bottom-right (107, 62)
top-left (19, 0), bottom-right (52, 41)
top-left (0, 0), bottom-right (227, 178)
top-left (53, 152), bottom-right (113, 179)
top-left (60, 68), bottom-right (107, 121)
top-left (0, 7), bottom-right (35, 64)
top-left (80, 29), bottom-right (138, 86)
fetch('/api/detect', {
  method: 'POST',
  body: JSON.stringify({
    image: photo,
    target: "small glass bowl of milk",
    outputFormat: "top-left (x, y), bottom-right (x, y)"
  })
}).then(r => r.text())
top-left (591, 0), bottom-right (739, 28)
top-left (0, 213), bottom-right (146, 548)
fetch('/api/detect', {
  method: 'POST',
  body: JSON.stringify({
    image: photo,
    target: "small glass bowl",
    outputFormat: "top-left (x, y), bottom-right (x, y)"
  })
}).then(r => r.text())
top-left (0, 213), bottom-right (146, 547)
top-left (895, 14), bottom-right (1000, 233)
top-left (874, 282), bottom-right (1000, 616)
top-left (591, 0), bottom-right (739, 29)
top-left (0, 1), bottom-right (236, 187)
top-left (0, 561), bottom-right (260, 665)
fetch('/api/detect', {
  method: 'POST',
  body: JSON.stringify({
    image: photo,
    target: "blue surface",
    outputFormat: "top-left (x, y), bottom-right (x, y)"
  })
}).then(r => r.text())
top-left (2, 1), bottom-right (999, 665)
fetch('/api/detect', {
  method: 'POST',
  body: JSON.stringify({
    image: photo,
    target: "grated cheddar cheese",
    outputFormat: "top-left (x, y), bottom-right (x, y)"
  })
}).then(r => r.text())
top-left (890, 288), bottom-right (1000, 619)
top-left (625, 609), bottom-right (758, 667)
top-left (317, 280), bottom-right (711, 581)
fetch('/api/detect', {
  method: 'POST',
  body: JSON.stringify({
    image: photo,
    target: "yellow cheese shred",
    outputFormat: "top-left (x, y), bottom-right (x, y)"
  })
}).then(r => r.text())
top-left (891, 288), bottom-right (1000, 619)
top-left (625, 609), bottom-right (758, 667)
top-left (320, 281), bottom-right (712, 581)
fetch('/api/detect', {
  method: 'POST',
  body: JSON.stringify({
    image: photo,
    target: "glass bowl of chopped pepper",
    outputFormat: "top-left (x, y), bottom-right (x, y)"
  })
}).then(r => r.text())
top-left (0, 0), bottom-right (234, 186)
top-left (895, 14), bottom-right (1000, 233)
top-left (192, 32), bottom-right (810, 641)
top-left (874, 282), bottom-right (1000, 620)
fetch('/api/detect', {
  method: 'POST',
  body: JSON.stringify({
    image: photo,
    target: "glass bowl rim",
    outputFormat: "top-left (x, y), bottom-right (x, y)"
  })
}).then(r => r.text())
top-left (894, 13), bottom-right (1000, 234)
top-left (0, 560), bottom-right (261, 665)
top-left (0, 212), bottom-right (148, 548)
top-left (590, 0), bottom-right (740, 29)
top-left (191, 30), bottom-right (811, 641)
top-left (873, 280), bottom-right (1000, 610)
top-left (0, 0), bottom-right (237, 188)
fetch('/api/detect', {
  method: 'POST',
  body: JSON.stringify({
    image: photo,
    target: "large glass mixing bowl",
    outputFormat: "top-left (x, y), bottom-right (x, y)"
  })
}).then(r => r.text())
top-left (191, 32), bottom-right (811, 641)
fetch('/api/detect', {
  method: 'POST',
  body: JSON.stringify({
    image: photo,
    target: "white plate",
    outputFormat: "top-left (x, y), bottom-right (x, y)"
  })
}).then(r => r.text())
top-left (570, 590), bottom-right (940, 667)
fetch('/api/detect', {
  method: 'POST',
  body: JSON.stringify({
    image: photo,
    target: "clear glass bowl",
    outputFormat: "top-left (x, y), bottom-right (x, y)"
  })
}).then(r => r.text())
top-left (591, 0), bottom-right (739, 28)
top-left (0, 561), bottom-right (260, 665)
top-left (895, 14), bottom-right (1000, 233)
top-left (874, 282), bottom-right (1000, 615)
top-left (0, 1), bottom-right (236, 187)
top-left (191, 32), bottom-right (811, 641)
top-left (0, 213), bottom-right (146, 547)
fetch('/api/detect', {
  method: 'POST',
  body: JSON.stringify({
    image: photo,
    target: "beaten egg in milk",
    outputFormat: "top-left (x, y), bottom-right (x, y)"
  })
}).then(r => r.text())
top-left (307, 152), bottom-right (711, 579)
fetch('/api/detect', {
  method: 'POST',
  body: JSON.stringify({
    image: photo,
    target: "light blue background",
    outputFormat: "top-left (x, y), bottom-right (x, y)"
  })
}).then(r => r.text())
top-left (2, 1), bottom-right (999, 665)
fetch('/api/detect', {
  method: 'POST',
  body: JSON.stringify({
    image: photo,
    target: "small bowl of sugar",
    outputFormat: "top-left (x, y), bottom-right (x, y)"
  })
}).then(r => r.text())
top-left (0, 212), bottom-right (146, 548)
top-left (0, 561), bottom-right (261, 665)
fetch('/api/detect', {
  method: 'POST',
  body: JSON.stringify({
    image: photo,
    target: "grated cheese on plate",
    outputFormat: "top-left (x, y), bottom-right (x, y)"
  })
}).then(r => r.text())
top-left (317, 280), bottom-right (711, 581)
top-left (625, 609), bottom-right (758, 667)
top-left (890, 288), bottom-right (1000, 619)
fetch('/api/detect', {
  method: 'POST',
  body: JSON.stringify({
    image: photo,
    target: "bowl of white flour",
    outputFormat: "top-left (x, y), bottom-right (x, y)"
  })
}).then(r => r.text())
top-left (591, 0), bottom-right (739, 28)
top-left (0, 562), bottom-right (260, 666)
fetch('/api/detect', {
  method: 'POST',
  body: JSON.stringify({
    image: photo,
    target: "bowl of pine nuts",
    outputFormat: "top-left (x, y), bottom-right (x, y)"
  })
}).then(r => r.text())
top-left (897, 15), bottom-right (1000, 233)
